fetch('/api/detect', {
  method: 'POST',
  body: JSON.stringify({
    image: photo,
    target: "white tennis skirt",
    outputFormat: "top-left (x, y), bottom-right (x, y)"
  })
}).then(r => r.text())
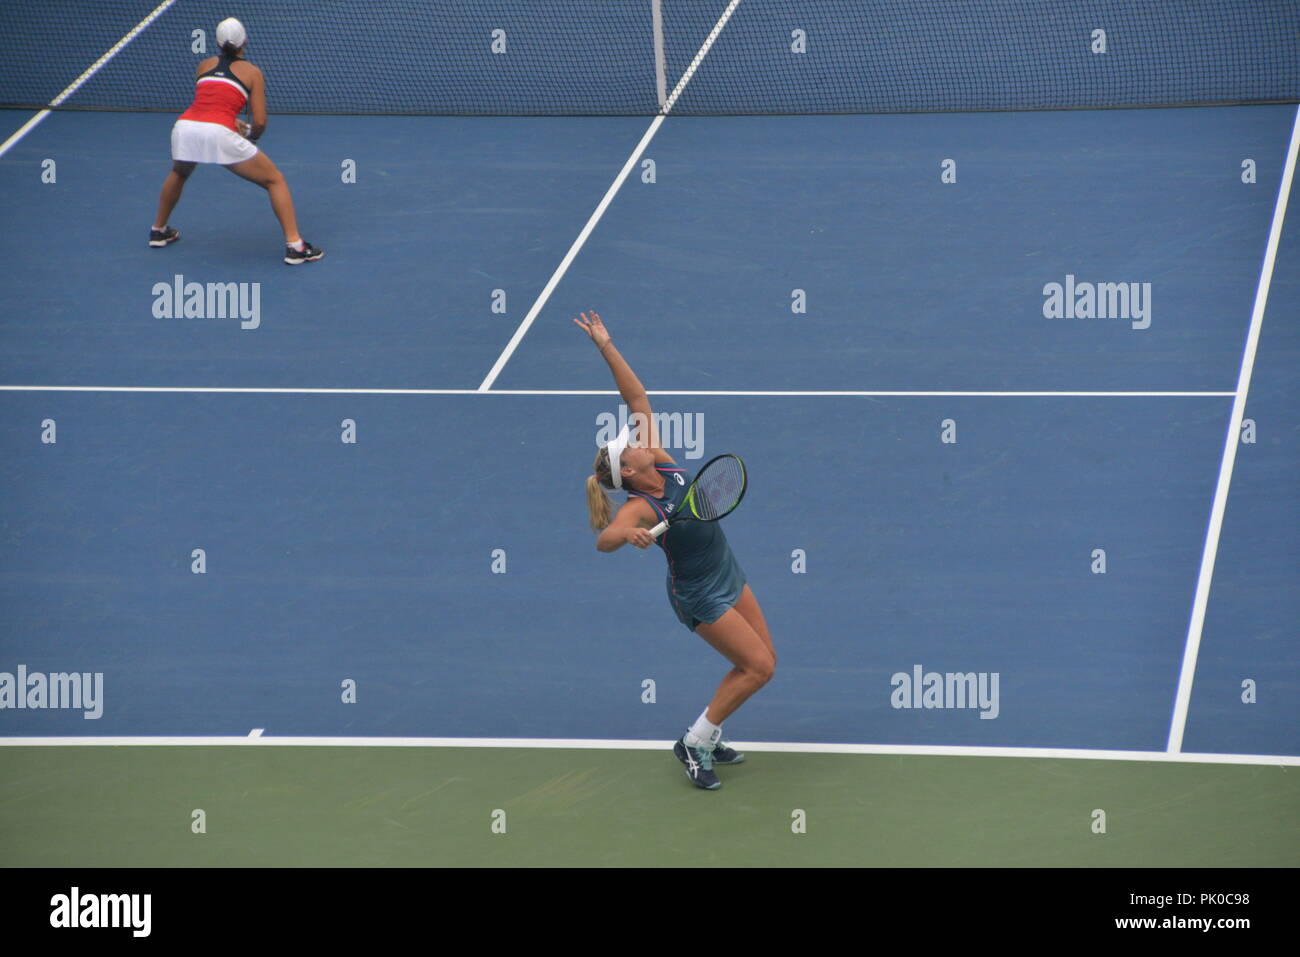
top-left (171, 119), bottom-right (259, 165)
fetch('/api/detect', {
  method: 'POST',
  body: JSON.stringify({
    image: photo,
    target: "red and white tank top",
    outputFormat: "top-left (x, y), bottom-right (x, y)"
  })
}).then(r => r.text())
top-left (178, 55), bottom-right (250, 131)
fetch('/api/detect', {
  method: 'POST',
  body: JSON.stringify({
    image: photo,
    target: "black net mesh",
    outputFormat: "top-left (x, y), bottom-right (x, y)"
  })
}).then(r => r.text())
top-left (1, 1), bottom-right (1296, 115)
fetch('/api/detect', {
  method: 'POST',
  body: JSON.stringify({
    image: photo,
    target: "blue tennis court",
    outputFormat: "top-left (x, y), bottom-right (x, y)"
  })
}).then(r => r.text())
top-left (0, 0), bottom-right (1297, 869)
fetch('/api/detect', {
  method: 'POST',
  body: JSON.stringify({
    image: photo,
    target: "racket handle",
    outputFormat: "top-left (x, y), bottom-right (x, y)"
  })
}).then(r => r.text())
top-left (649, 520), bottom-right (669, 540)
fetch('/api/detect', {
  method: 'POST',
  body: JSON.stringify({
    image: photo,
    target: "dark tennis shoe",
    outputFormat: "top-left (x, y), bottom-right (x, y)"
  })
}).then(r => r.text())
top-left (711, 740), bottom-right (745, 765)
top-left (675, 736), bottom-right (744, 766)
top-left (284, 240), bottom-right (324, 265)
top-left (674, 737), bottom-right (720, 790)
top-left (149, 225), bottom-right (180, 247)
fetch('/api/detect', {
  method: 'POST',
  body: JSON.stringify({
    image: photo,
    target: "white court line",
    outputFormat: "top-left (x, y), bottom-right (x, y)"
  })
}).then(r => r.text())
top-left (1167, 103), bottom-right (1300, 754)
top-left (0, 386), bottom-right (1234, 397)
top-left (476, 0), bottom-right (746, 392)
top-left (0, 0), bottom-right (178, 159)
top-left (0, 736), bottom-right (1294, 766)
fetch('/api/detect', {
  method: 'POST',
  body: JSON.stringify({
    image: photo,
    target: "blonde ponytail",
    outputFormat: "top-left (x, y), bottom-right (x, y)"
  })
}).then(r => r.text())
top-left (586, 448), bottom-right (616, 530)
top-left (586, 474), bottom-right (613, 531)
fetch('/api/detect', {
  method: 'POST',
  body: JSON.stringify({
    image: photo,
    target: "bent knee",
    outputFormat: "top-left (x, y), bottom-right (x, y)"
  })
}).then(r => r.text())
top-left (749, 655), bottom-right (776, 686)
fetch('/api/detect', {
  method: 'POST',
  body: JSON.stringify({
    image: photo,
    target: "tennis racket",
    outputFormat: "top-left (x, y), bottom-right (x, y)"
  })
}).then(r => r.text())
top-left (649, 454), bottom-right (747, 540)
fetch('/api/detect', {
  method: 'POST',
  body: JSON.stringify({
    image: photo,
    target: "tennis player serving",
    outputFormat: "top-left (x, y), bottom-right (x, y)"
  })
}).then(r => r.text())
top-left (577, 311), bottom-right (777, 790)
top-left (150, 17), bottom-right (322, 264)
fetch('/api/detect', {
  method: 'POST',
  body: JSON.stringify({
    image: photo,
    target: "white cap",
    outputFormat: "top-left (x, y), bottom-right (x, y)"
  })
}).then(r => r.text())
top-left (606, 425), bottom-right (631, 489)
top-left (216, 18), bottom-right (247, 49)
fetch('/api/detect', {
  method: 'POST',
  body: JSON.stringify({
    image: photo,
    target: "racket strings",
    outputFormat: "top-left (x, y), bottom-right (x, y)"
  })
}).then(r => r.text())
top-left (691, 457), bottom-right (745, 519)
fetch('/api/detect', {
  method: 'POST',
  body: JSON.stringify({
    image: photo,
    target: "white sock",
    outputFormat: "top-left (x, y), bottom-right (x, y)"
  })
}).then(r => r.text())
top-left (288, 238), bottom-right (305, 251)
top-left (684, 709), bottom-right (721, 749)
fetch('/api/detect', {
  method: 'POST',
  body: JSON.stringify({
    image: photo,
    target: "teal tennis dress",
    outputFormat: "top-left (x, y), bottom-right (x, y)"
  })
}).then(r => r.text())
top-left (627, 462), bottom-right (747, 632)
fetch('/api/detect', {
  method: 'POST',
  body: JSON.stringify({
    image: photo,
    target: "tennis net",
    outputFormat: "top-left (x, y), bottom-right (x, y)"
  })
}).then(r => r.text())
top-left (1, 0), bottom-right (1296, 115)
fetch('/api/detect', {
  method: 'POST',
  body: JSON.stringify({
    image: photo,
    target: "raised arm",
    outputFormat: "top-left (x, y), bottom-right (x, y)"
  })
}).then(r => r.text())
top-left (573, 311), bottom-right (673, 463)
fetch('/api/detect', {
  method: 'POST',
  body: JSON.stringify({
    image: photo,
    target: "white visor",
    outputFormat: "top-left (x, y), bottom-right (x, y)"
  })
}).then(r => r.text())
top-left (606, 425), bottom-right (631, 489)
top-left (216, 18), bottom-right (247, 49)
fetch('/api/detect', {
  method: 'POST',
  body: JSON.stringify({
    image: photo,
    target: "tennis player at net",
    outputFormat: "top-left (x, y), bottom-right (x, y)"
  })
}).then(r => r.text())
top-left (150, 17), bottom-right (322, 264)
top-left (577, 311), bottom-right (776, 790)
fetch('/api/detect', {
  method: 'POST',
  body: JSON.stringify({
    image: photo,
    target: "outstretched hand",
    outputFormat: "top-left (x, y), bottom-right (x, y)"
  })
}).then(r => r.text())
top-left (572, 311), bottom-right (611, 350)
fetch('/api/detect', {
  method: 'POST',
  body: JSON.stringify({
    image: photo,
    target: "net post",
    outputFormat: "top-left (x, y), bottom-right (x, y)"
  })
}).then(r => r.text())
top-left (650, 0), bottom-right (668, 111)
